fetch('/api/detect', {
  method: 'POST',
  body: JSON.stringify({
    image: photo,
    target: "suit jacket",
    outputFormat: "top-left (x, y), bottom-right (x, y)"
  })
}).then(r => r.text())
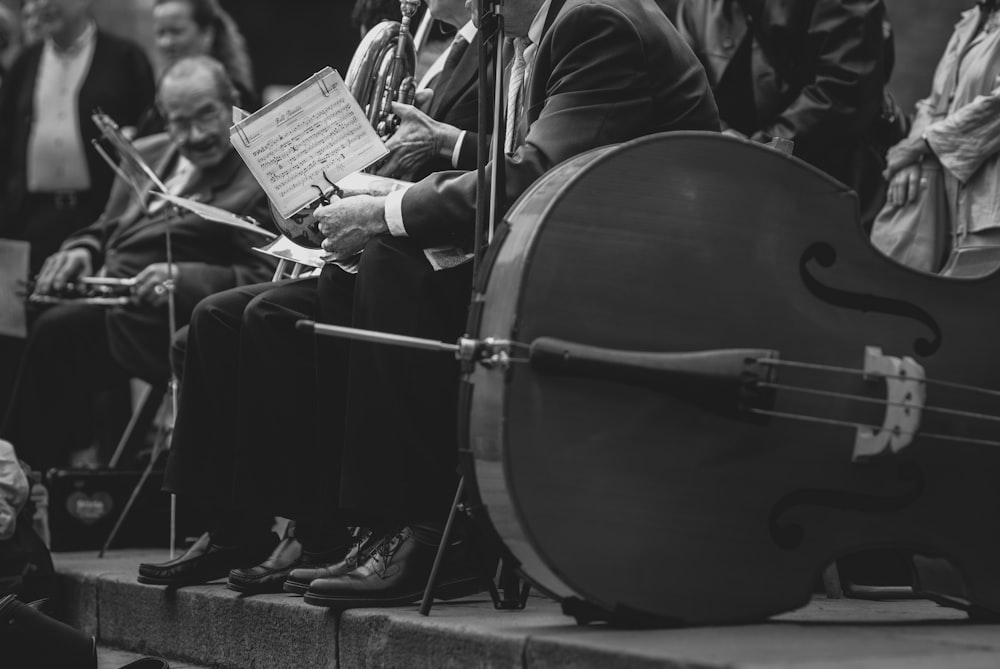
top-left (0, 30), bottom-right (155, 215)
top-left (399, 0), bottom-right (720, 247)
top-left (423, 31), bottom-right (497, 174)
top-left (62, 134), bottom-right (276, 316)
top-left (676, 0), bottom-right (887, 181)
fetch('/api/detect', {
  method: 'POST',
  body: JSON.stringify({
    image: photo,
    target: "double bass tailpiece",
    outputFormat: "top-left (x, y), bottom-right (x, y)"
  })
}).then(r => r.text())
top-left (294, 319), bottom-right (780, 417)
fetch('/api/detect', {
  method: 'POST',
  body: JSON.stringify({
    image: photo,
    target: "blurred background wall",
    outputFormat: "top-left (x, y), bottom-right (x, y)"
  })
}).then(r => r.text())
top-left (0, 0), bottom-right (978, 116)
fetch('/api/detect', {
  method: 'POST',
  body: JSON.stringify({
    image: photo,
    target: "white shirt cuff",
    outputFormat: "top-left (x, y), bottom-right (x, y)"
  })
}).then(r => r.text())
top-left (451, 131), bottom-right (467, 168)
top-left (384, 186), bottom-right (412, 237)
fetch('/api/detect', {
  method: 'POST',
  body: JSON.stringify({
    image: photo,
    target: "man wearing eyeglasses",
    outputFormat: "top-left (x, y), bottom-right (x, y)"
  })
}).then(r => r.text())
top-left (2, 56), bottom-right (276, 474)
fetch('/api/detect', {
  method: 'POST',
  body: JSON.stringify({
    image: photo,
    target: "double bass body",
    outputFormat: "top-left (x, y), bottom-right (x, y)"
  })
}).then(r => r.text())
top-left (463, 132), bottom-right (1000, 625)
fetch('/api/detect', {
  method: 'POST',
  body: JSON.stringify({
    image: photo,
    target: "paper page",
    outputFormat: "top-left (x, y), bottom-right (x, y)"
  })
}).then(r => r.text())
top-left (152, 192), bottom-right (277, 239)
top-left (92, 111), bottom-right (167, 192)
top-left (0, 240), bottom-right (30, 339)
top-left (253, 236), bottom-right (361, 274)
top-left (253, 235), bottom-right (330, 269)
top-left (230, 67), bottom-right (387, 219)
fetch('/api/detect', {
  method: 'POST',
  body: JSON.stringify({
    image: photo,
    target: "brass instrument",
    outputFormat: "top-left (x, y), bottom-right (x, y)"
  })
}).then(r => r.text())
top-left (349, 0), bottom-right (422, 138)
top-left (267, 1), bottom-right (431, 253)
top-left (26, 276), bottom-right (137, 306)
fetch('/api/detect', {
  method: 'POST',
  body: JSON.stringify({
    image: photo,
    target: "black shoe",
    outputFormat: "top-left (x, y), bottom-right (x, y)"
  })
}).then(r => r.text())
top-left (284, 528), bottom-right (382, 595)
top-left (137, 531), bottom-right (278, 587)
top-left (228, 533), bottom-right (350, 594)
top-left (227, 532), bottom-right (303, 594)
top-left (303, 526), bottom-right (484, 608)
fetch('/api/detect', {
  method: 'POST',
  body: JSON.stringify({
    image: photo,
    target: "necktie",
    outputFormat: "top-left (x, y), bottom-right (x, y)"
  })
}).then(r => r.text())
top-left (504, 36), bottom-right (531, 154)
top-left (440, 34), bottom-right (469, 83)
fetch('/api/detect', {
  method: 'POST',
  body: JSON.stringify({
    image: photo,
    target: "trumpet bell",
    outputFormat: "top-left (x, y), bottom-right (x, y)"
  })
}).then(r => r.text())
top-left (346, 19), bottom-right (417, 132)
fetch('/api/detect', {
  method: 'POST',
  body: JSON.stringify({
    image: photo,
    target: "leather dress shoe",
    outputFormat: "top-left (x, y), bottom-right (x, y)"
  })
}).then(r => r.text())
top-left (303, 526), bottom-right (484, 608)
top-left (137, 532), bottom-right (278, 587)
top-left (228, 535), bottom-right (349, 594)
top-left (284, 528), bottom-right (382, 595)
top-left (227, 533), bottom-right (302, 594)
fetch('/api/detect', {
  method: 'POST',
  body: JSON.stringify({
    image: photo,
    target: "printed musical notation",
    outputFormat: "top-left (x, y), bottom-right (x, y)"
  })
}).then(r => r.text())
top-left (230, 68), bottom-right (387, 219)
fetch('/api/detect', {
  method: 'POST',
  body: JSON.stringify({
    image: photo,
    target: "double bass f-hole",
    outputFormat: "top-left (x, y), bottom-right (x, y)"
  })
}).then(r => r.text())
top-left (768, 462), bottom-right (926, 550)
top-left (799, 242), bottom-right (943, 357)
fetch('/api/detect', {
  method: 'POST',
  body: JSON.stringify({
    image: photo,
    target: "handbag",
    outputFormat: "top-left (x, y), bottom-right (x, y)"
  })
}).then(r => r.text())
top-left (869, 160), bottom-right (950, 272)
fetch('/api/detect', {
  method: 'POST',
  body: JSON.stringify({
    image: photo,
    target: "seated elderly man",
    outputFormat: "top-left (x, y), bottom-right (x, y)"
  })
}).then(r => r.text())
top-left (1, 55), bottom-right (275, 473)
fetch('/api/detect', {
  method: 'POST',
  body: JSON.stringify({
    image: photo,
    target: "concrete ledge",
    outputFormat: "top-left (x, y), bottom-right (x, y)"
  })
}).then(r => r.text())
top-left (55, 550), bottom-right (1000, 669)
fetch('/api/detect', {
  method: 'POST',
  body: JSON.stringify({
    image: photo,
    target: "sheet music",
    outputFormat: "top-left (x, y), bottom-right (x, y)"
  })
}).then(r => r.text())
top-left (151, 192), bottom-right (277, 239)
top-left (230, 68), bottom-right (388, 219)
top-left (253, 235), bottom-right (331, 269)
top-left (253, 236), bottom-right (361, 274)
top-left (0, 240), bottom-right (29, 339)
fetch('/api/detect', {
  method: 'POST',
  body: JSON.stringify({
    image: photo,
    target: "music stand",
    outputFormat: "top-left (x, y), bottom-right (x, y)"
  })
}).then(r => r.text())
top-left (91, 118), bottom-right (274, 558)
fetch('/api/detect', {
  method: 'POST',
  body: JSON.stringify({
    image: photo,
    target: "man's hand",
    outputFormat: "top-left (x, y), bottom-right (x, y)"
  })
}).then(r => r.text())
top-left (884, 135), bottom-right (932, 181)
top-left (35, 249), bottom-right (92, 295)
top-left (133, 262), bottom-right (178, 307)
top-left (413, 88), bottom-right (434, 112)
top-left (315, 195), bottom-right (389, 261)
top-left (376, 101), bottom-right (461, 181)
top-left (886, 163), bottom-right (924, 208)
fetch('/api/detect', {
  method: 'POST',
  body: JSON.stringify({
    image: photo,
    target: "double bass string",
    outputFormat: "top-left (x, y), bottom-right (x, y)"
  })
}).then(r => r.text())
top-left (744, 408), bottom-right (1000, 448)
top-left (756, 357), bottom-right (1000, 400)
top-left (757, 381), bottom-right (1000, 425)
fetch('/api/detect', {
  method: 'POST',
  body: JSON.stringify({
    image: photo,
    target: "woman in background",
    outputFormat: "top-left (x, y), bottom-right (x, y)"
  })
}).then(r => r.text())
top-left (136, 0), bottom-right (256, 136)
top-left (871, 1), bottom-right (1000, 272)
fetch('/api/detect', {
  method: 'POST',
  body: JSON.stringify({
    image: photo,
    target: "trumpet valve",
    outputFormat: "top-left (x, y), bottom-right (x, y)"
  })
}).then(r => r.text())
top-left (400, 0), bottom-right (420, 21)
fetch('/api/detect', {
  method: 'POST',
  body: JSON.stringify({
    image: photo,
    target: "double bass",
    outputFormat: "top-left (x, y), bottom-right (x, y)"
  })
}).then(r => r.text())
top-left (462, 131), bottom-right (1000, 626)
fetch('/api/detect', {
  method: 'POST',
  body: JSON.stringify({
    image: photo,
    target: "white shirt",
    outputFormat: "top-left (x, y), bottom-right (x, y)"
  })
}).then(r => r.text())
top-left (26, 22), bottom-right (97, 193)
top-left (384, 3), bottom-right (551, 243)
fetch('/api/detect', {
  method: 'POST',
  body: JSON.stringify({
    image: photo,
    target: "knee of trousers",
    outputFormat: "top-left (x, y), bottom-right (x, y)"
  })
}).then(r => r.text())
top-left (189, 289), bottom-right (250, 340)
top-left (23, 303), bottom-right (99, 356)
top-left (241, 288), bottom-right (306, 336)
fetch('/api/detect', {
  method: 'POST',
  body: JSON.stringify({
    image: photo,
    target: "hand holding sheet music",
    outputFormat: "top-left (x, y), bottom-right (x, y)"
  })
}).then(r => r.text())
top-left (230, 68), bottom-right (388, 220)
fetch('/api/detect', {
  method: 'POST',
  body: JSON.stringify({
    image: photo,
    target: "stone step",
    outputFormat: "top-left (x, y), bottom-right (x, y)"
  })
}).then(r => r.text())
top-left (55, 550), bottom-right (1000, 669)
top-left (98, 646), bottom-right (208, 669)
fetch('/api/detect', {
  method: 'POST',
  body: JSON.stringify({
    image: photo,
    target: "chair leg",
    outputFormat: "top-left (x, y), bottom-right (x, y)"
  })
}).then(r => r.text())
top-left (107, 384), bottom-right (166, 469)
top-left (98, 409), bottom-right (171, 558)
top-left (98, 445), bottom-right (161, 557)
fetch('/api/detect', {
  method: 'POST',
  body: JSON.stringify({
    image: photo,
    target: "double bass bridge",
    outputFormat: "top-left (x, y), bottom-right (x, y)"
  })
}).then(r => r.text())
top-left (853, 346), bottom-right (926, 462)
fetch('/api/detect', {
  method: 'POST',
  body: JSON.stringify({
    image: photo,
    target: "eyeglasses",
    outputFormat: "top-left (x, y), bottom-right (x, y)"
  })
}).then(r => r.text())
top-left (165, 104), bottom-right (225, 137)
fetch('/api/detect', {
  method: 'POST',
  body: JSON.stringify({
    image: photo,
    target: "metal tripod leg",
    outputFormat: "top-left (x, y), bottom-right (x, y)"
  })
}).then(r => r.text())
top-left (419, 477), bottom-right (466, 616)
top-left (98, 415), bottom-right (170, 558)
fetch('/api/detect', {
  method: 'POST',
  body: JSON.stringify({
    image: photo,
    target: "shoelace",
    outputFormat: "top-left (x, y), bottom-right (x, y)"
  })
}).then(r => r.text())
top-left (344, 529), bottom-right (374, 568)
top-left (371, 530), bottom-right (408, 578)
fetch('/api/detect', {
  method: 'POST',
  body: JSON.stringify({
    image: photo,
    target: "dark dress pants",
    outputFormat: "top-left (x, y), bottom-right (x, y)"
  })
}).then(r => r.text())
top-left (164, 277), bottom-right (351, 523)
top-left (2, 303), bottom-right (128, 470)
top-left (321, 237), bottom-right (473, 526)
